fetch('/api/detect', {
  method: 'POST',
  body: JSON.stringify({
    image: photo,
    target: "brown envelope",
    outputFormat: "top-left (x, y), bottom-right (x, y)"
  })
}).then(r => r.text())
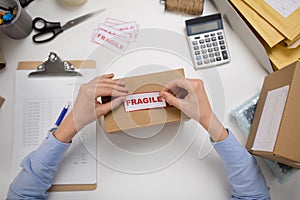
top-left (244, 0), bottom-right (300, 41)
top-left (230, 0), bottom-right (285, 48)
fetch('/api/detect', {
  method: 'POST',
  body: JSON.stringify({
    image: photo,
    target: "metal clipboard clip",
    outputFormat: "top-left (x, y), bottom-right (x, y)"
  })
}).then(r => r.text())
top-left (28, 52), bottom-right (82, 77)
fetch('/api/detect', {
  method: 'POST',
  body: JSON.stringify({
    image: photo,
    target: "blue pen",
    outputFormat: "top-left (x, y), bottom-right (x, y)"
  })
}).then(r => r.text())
top-left (54, 103), bottom-right (69, 128)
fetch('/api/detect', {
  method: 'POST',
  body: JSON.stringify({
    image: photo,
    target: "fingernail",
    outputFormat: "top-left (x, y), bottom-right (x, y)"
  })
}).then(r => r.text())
top-left (118, 80), bottom-right (126, 85)
top-left (119, 96), bottom-right (126, 101)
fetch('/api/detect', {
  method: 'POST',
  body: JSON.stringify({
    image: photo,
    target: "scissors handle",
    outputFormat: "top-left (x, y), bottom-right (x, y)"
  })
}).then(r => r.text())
top-left (32, 17), bottom-right (64, 43)
top-left (32, 28), bottom-right (64, 43)
top-left (33, 17), bottom-right (61, 31)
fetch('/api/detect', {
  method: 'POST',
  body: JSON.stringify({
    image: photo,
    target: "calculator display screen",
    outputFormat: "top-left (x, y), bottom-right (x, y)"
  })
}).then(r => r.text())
top-left (190, 21), bottom-right (219, 34)
top-left (186, 18), bottom-right (222, 35)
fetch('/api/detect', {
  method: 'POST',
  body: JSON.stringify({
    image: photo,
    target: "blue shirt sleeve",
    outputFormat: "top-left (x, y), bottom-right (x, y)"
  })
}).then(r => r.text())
top-left (7, 129), bottom-right (271, 200)
top-left (6, 132), bottom-right (71, 200)
top-left (213, 129), bottom-right (271, 200)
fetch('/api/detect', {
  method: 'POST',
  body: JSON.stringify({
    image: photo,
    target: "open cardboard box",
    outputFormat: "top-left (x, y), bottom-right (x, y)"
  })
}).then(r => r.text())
top-left (210, 0), bottom-right (274, 73)
top-left (246, 61), bottom-right (300, 169)
top-left (102, 68), bottom-right (188, 133)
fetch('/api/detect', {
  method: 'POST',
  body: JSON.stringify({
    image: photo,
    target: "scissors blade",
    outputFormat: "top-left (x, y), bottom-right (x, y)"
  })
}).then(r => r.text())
top-left (61, 9), bottom-right (106, 31)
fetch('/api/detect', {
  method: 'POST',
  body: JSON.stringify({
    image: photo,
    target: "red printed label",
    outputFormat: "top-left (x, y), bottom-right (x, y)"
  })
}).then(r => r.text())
top-left (124, 92), bottom-right (166, 112)
top-left (92, 18), bottom-right (139, 54)
top-left (93, 28), bottom-right (129, 54)
top-left (112, 22), bottom-right (138, 42)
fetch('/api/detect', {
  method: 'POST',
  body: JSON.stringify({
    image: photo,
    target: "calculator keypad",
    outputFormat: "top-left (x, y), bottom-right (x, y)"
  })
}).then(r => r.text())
top-left (190, 30), bottom-right (229, 68)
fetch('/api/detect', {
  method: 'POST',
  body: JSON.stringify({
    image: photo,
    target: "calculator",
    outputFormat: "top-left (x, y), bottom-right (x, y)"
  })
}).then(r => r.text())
top-left (185, 13), bottom-right (230, 69)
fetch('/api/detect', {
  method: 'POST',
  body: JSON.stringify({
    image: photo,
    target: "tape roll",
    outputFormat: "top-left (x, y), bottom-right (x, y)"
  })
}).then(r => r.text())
top-left (164, 0), bottom-right (204, 15)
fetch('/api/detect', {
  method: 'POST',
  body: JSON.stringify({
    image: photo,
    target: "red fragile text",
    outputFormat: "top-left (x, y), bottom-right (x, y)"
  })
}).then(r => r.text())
top-left (96, 33), bottom-right (125, 50)
top-left (99, 27), bottom-right (117, 36)
top-left (119, 26), bottom-right (135, 31)
top-left (126, 96), bottom-right (163, 106)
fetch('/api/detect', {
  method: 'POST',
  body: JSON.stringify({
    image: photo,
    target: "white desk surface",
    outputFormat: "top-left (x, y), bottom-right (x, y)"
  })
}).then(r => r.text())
top-left (0, 0), bottom-right (299, 199)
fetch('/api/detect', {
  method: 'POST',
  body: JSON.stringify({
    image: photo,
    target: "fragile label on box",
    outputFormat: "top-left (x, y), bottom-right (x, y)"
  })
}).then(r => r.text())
top-left (124, 92), bottom-right (166, 112)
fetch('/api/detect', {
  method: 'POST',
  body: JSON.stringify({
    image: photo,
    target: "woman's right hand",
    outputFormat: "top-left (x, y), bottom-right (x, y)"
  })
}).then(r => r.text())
top-left (160, 78), bottom-right (228, 142)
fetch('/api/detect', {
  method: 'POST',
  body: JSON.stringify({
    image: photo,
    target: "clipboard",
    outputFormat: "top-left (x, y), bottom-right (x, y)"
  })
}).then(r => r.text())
top-left (12, 52), bottom-right (97, 191)
top-left (18, 52), bottom-right (95, 74)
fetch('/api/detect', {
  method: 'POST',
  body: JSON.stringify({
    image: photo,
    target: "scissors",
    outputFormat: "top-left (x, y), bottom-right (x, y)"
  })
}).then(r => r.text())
top-left (32, 9), bottom-right (106, 43)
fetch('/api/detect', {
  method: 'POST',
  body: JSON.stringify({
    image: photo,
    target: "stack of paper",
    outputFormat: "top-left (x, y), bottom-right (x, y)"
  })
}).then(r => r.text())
top-left (229, 0), bottom-right (300, 70)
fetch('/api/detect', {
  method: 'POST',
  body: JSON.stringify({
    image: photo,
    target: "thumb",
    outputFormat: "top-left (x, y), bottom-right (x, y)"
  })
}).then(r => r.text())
top-left (110, 96), bottom-right (126, 110)
top-left (161, 91), bottom-right (182, 110)
top-left (96, 96), bottom-right (125, 117)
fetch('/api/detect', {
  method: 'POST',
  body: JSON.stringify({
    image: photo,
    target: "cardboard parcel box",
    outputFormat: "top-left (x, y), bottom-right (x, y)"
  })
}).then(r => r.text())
top-left (247, 61), bottom-right (300, 169)
top-left (102, 68), bottom-right (187, 133)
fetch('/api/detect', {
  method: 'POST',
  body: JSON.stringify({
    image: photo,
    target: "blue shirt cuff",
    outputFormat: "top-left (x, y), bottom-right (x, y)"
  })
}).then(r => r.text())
top-left (24, 131), bottom-right (72, 167)
top-left (211, 129), bottom-right (252, 165)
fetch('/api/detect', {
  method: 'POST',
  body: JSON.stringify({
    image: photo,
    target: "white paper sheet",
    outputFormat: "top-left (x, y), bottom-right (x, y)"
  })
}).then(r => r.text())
top-left (12, 68), bottom-right (97, 185)
top-left (265, 0), bottom-right (300, 18)
top-left (252, 85), bottom-right (289, 152)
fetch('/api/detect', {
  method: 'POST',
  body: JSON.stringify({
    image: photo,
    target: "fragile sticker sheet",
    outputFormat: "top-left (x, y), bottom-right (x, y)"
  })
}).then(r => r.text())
top-left (124, 92), bottom-right (166, 112)
top-left (91, 18), bottom-right (139, 54)
top-left (92, 26), bottom-right (130, 55)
